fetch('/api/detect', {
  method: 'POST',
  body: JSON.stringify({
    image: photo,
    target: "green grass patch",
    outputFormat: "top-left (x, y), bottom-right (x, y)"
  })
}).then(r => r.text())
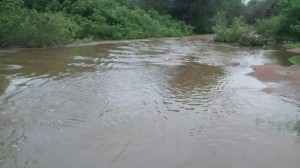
top-left (283, 42), bottom-right (300, 49)
top-left (288, 55), bottom-right (300, 64)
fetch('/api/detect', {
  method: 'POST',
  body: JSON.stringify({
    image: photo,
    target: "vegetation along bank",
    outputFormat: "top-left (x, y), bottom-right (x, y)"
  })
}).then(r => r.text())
top-left (0, 0), bottom-right (299, 48)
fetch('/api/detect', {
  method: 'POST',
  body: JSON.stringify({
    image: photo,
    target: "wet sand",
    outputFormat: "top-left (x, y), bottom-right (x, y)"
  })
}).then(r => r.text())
top-left (287, 48), bottom-right (300, 54)
top-left (249, 64), bottom-right (300, 101)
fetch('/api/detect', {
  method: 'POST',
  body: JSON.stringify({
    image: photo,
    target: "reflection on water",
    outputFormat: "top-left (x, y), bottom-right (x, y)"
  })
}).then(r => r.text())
top-left (0, 36), bottom-right (300, 168)
top-left (168, 62), bottom-right (223, 93)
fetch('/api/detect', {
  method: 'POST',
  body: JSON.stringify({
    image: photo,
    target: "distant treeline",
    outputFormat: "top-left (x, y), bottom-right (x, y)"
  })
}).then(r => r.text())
top-left (0, 0), bottom-right (299, 47)
top-left (126, 0), bottom-right (299, 43)
top-left (246, 0), bottom-right (300, 42)
top-left (212, 0), bottom-right (299, 45)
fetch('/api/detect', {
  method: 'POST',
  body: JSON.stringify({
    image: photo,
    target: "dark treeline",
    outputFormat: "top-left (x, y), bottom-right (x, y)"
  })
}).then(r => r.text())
top-left (0, 0), bottom-right (299, 47)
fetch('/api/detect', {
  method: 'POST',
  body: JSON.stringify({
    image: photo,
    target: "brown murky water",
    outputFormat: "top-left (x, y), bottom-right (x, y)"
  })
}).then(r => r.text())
top-left (0, 36), bottom-right (300, 168)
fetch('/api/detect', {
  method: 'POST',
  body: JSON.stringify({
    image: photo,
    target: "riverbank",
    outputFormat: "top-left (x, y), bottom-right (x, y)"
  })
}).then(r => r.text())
top-left (249, 64), bottom-right (300, 101)
top-left (287, 48), bottom-right (300, 54)
top-left (67, 35), bottom-right (214, 47)
top-left (0, 35), bottom-right (213, 50)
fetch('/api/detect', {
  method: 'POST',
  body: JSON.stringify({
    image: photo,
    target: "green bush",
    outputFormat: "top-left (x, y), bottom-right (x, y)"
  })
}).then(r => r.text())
top-left (59, 0), bottom-right (193, 40)
top-left (213, 13), bottom-right (252, 43)
top-left (255, 17), bottom-right (279, 40)
top-left (1, 10), bottom-right (78, 47)
top-left (70, 2), bottom-right (194, 40)
top-left (0, 0), bottom-right (193, 47)
top-left (0, 0), bottom-right (25, 45)
top-left (255, 15), bottom-right (299, 43)
top-left (254, 0), bottom-right (300, 42)
top-left (0, 1), bottom-right (78, 47)
top-left (20, 12), bottom-right (79, 47)
top-left (238, 33), bottom-right (268, 46)
top-left (275, 0), bottom-right (300, 42)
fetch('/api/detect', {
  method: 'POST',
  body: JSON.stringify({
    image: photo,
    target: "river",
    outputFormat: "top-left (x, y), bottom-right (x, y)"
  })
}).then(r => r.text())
top-left (0, 35), bottom-right (299, 168)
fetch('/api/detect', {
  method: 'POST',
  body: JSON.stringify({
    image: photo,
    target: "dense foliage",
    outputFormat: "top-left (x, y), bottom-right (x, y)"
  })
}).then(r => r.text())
top-left (213, 0), bottom-right (299, 45)
top-left (119, 0), bottom-right (246, 33)
top-left (253, 0), bottom-right (300, 42)
top-left (213, 13), bottom-right (252, 42)
top-left (0, 0), bottom-right (193, 47)
top-left (0, 0), bottom-right (298, 47)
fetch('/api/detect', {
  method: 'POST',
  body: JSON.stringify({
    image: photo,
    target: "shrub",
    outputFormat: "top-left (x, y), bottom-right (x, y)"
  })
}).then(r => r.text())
top-left (66, 0), bottom-right (193, 40)
top-left (2, 10), bottom-right (79, 47)
top-left (19, 11), bottom-right (79, 47)
top-left (0, 0), bottom-right (193, 47)
top-left (0, 0), bottom-right (25, 46)
top-left (238, 33), bottom-right (268, 46)
top-left (213, 13), bottom-right (252, 43)
top-left (0, 0), bottom-right (79, 47)
top-left (255, 17), bottom-right (279, 40)
top-left (254, 0), bottom-right (300, 42)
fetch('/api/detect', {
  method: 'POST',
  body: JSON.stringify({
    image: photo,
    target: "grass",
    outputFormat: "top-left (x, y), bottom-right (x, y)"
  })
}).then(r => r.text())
top-left (283, 42), bottom-right (300, 49)
top-left (288, 55), bottom-right (300, 64)
top-left (256, 115), bottom-right (300, 135)
top-left (294, 120), bottom-right (300, 133)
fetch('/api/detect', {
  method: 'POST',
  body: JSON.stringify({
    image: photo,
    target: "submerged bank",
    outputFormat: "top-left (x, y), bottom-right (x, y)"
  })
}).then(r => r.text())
top-left (249, 64), bottom-right (300, 101)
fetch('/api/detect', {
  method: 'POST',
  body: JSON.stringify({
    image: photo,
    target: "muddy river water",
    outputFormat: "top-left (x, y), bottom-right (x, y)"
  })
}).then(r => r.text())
top-left (0, 36), bottom-right (300, 168)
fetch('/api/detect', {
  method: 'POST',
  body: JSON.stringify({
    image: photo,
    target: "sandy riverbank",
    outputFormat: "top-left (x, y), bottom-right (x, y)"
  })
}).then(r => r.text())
top-left (249, 64), bottom-right (300, 101)
top-left (287, 48), bottom-right (300, 54)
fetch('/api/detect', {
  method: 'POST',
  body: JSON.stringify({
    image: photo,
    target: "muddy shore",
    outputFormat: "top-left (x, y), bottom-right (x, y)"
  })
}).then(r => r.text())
top-left (287, 48), bottom-right (300, 54)
top-left (249, 64), bottom-right (300, 101)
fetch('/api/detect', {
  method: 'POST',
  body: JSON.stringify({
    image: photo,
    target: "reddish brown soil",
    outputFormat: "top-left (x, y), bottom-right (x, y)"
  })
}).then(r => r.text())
top-left (249, 64), bottom-right (300, 82)
top-left (249, 64), bottom-right (300, 101)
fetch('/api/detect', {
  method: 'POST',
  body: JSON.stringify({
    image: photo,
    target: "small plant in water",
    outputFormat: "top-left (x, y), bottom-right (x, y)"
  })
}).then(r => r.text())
top-left (238, 33), bottom-right (268, 46)
top-left (256, 114), bottom-right (300, 135)
top-left (293, 120), bottom-right (300, 136)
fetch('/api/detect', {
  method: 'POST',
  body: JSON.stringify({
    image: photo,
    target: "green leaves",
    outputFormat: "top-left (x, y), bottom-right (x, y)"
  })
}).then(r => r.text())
top-left (0, 8), bottom-right (78, 47)
top-left (0, 0), bottom-right (193, 47)
top-left (67, 1), bottom-right (193, 40)
top-left (250, 0), bottom-right (300, 42)
top-left (213, 13), bottom-right (252, 43)
top-left (20, 12), bottom-right (79, 47)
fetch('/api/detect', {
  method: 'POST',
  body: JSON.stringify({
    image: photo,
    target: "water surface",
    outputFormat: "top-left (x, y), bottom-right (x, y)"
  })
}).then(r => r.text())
top-left (0, 36), bottom-right (299, 168)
